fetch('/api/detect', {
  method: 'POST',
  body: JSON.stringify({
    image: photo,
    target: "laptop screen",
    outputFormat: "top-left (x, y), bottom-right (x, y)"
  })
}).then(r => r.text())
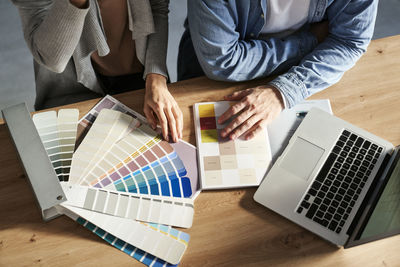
top-left (355, 152), bottom-right (400, 243)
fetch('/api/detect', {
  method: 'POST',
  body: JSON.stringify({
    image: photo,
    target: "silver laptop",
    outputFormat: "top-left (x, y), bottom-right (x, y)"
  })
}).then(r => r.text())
top-left (254, 108), bottom-right (400, 247)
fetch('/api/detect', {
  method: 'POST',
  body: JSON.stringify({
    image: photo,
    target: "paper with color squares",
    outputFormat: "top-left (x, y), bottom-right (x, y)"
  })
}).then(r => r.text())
top-left (193, 101), bottom-right (272, 189)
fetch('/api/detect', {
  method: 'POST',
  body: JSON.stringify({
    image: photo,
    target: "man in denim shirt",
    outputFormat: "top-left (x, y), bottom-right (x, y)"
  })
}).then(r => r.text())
top-left (178, 0), bottom-right (378, 140)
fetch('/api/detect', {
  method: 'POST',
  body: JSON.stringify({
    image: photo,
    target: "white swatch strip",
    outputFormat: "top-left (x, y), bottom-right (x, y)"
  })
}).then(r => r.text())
top-left (33, 111), bottom-right (62, 179)
top-left (56, 203), bottom-right (187, 265)
top-left (61, 183), bottom-right (194, 228)
top-left (70, 109), bottom-right (133, 184)
top-left (57, 109), bottom-right (79, 180)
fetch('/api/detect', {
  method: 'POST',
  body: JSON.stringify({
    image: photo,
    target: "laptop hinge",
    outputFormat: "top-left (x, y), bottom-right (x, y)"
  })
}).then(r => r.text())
top-left (344, 148), bottom-right (398, 248)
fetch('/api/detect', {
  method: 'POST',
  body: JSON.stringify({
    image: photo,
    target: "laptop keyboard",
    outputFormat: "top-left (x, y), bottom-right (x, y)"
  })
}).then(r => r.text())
top-left (296, 129), bottom-right (383, 234)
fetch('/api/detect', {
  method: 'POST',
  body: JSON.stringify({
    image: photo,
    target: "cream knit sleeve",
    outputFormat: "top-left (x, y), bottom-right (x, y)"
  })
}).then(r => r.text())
top-left (12, 0), bottom-right (89, 73)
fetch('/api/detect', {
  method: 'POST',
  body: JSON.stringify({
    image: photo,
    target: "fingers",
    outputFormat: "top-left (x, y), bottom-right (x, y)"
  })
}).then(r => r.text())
top-left (218, 100), bottom-right (247, 125)
top-left (227, 114), bottom-right (261, 140)
top-left (243, 121), bottom-right (265, 140)
top-left (165, 107), bottom-right (178, 143)
top-left (143, 105), bottom-right (157, 129)
top-left (153, 106), bottom-right (169, 142)
top-left (223, 89), bottom-right (251, 101)
top-left (220, 107), bottom-right (253, 138)
top-left (172, 106), bottom-right (184, 139)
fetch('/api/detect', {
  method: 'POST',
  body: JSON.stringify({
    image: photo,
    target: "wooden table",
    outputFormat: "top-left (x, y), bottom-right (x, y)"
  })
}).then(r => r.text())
top-left (1, 35), bottom-right (400, 266)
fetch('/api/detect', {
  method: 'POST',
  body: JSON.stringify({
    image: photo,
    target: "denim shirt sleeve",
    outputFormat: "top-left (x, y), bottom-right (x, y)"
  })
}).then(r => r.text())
top-left (187, 0), bottom-right (318, 82)
top-left (269, 0), bottom-right (378, 108)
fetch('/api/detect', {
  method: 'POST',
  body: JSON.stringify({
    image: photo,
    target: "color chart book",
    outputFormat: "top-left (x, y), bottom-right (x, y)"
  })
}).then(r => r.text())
top-left (193, 101), bottom-right (272, 190)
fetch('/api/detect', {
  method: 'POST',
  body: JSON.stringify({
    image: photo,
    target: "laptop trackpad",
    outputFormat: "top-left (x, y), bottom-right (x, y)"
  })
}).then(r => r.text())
top-left (280, 137), bottom-right (325, 181)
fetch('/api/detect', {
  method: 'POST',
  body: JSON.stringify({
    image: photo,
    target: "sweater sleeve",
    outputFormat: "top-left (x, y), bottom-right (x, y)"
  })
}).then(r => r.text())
top-left (143, 0), bottom-right (169, 79)
top-left (12, 0), bottom-right (89, 73)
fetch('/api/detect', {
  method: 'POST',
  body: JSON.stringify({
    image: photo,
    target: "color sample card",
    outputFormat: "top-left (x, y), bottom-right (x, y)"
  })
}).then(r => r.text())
top-left (61, 184), bottom-right (194, 228)
top-left (77, 95), bottom-right (200, 199)
top-left (194, 101), bottom-right (272, 189)
top-left (57, 204), bottom-right (189, 265)
top-left (33, 109), bottom-right (79, 181)
top-left (88, 125), bottom-right (191, 198)
top-left (71, 111), bottom-right (192, 198)
top-left (76, 217), bottom-right (187, 267)
top-left (69, 109), bottom-right (135, 184)
top-left (57, 109), bottom-right (79, 181)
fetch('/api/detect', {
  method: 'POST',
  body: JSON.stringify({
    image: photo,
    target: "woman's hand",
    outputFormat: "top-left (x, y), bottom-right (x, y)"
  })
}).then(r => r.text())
top-left (144, 73), bottom-right (183, 142)
top-left (218, 85), bottom-right (284, 140)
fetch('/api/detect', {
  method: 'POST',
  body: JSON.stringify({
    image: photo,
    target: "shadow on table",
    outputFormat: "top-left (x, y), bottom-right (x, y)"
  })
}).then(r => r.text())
top-left (236, 187), bottom-right (339, 265)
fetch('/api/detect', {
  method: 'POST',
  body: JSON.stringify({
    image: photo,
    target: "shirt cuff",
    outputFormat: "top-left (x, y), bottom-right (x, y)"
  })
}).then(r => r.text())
top-left (277, 89), bottom-right (288, 109)
top-left (268, 72), bottom-right (309, 109)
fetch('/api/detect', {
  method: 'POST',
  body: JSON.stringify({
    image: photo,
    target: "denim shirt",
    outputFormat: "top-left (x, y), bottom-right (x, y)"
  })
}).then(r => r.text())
top-left (187, 0), bottom-right (378, 108)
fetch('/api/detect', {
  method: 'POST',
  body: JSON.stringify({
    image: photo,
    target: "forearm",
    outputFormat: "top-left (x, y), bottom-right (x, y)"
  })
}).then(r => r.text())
top-left (13, 0), bottom-right (89, 73)
top-left (269, 0), bottom-right (378, 108)
top-left (144, 0), bottom-right (169, 78)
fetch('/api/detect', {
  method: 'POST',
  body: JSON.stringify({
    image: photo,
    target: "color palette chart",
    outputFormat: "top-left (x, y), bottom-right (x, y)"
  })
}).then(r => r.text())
top-left (194, 101), bottom-right (272, 189)
top-left (77, 95), bottom-right (200, 198)
top-left (72, 109), bottom-right (192, 199)
top-left (30, 97), bottom-right (197, 266)
top-left (33, 109), bottom-right (79, 181)
top-left (66, 109), bottom-right (192, 265)
top-left (65, 97), bottom-right (196, 266)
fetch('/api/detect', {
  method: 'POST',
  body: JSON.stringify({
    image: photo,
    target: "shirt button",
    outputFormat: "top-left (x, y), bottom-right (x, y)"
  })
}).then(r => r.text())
top-left (261, 14), bottom-right (264, 18)
top-left (250, 33), bottom-right (254, 37)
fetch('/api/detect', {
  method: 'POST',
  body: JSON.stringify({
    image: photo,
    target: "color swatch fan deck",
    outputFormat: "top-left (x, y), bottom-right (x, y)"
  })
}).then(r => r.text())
top-left (31, 97), bottom-right (196, 267)
top-left (194, 101), bottom-right (272, 189)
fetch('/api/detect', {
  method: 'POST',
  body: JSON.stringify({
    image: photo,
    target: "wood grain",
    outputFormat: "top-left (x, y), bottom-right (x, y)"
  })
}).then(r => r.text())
top-left (1, 35), bottom-right (400, 266)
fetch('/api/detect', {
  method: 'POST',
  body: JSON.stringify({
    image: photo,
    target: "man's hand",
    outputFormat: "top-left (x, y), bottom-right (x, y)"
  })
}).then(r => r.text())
top-left (144, 73), bottom-right (183, 143)
top-left (310, 20), bottom-right (329, 44)
top-left (218, 85), bottom-right (284, 140)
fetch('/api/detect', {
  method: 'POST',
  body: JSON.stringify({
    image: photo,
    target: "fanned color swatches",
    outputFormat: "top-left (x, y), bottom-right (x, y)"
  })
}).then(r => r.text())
top-left (31, 98), bottom-right (195, 266)
top-left (69, 109), bottom-right (137, 184)
top-left (81, 124), bottom-right (192, 198)
top-left (33, 109), bottom-right (79, 181)
top-left (65, 102), bottom-right (194, 266)
top-left (71, 109), bottom-right (192, 198)
top-left (77, 95), bottom-right (200, 198)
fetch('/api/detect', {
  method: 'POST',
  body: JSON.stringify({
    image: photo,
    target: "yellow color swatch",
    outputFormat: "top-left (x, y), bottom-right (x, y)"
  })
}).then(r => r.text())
top-left (198, 104), bottom-right (215, 117)
top-left (201, 129), bottom-right (218, 143)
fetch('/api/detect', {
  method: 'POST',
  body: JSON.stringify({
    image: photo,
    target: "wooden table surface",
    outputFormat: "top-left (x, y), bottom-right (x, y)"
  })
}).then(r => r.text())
top-left (1, 35), bottom-right (400, 267)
